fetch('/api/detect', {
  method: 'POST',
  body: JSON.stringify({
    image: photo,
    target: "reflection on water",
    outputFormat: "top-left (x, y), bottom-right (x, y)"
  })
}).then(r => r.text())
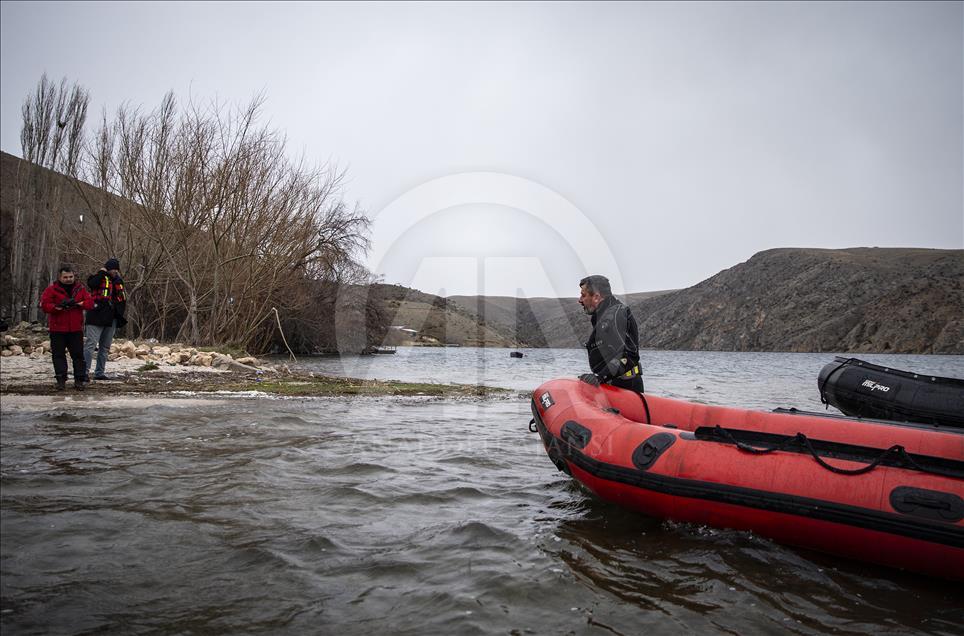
top-left (2, 350), bottom-right (963, 634)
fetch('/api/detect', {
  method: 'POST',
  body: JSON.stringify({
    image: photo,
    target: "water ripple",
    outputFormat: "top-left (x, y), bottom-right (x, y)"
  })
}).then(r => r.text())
top-left (4, 355), bottom-right (964, 634)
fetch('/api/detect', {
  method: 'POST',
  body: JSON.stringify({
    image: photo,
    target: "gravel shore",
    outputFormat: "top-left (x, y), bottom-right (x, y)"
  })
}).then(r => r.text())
top-left (0, 347), bottom-right (503, 399)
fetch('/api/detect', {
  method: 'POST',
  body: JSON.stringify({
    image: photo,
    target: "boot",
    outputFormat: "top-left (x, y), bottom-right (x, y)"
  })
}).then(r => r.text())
top-left (74, 380), bottom-right (86, 391)
top-left (56, 378), bottom-right (67, 391)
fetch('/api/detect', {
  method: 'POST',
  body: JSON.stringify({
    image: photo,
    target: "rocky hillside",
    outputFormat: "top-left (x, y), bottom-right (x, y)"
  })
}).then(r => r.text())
top-left (631, 248), bottom-right (963, 354)
top-left (448, 291), bottom-right (674, 349)
top-left (370, 284), bottom-right (519, 347)
top-left (447, 248), bottom-right (962, 354)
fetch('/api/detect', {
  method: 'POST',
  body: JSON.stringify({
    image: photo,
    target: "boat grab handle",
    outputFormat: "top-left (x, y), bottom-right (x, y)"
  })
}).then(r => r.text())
top-left (711, 425), bottom-right (957, 478)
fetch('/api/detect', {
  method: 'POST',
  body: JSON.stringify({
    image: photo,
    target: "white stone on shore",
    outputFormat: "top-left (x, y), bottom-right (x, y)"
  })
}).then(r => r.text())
top-left (210, 352), bottom-right (260, 373)
top-left (0, 328), bottom-right (265, 370)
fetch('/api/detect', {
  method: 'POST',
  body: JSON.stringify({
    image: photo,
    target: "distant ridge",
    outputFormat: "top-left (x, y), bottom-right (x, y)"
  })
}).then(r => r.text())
top-left (371, 284), bottom-right (519, 347)
top-left (447, 290), bottom-right (675, 349)
top-left (447, 248), bottom-right (963, 354)
top-left (630, 247), bottom-right (963, 354)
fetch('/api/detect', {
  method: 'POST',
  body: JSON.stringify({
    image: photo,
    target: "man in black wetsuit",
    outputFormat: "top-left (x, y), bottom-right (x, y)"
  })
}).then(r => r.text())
top-left (577, 275), bottom-right (644, 392)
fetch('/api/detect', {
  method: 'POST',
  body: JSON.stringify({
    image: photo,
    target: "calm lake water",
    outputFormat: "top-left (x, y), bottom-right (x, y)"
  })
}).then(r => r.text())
top-left (2, 348), bottom-right (962, 635)
top-left (287, 346), bottom-right (964, 410)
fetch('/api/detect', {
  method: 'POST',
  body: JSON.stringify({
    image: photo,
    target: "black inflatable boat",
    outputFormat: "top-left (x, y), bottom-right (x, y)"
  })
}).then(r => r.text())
top-left (818, 357), bottom-right (964, 428)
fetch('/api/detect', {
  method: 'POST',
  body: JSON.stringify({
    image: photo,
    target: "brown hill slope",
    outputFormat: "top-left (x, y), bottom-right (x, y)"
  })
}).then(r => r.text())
top-left (448, 290), bottom-right (674, 348)
top-left (630, 248), bottom-right (963, 353)
top-left (370, 284), bottom-right (518, 347)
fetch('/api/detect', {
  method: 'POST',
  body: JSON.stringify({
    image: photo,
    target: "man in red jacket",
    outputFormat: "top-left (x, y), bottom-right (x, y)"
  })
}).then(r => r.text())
top-left (40, 265), bottom-right (95, 390)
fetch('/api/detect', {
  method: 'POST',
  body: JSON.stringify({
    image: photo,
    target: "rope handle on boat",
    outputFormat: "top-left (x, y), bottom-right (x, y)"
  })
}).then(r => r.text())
top-left (529, 418), bottom-right (538, 433)
top-left (638, 392), bottom-right (652, 425)
top-left (714, 426), bottom-right (805, 455)
top-left (713, 425), bottom-right (938, 476)
top-left (818, 358), bottom-right (851, 407)
top-left (801, 438), bottom-right (903, 475)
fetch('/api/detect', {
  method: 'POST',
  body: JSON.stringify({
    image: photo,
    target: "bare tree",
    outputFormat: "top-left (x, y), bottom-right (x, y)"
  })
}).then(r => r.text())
top-left (8, 76), bottom-right (378, 353)
top-left (83, 91), bottom-right (371, 350)
top-left (6, 74), bottom-right (88, 322)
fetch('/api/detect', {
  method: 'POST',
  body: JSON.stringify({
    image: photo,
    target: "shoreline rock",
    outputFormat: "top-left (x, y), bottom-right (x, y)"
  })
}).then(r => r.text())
top-left (1, 323), bottom-right (266, 372)
top-left (0, 324), bottom-right (507, 399)
top-left (0, 352), bottom-right (504, 399)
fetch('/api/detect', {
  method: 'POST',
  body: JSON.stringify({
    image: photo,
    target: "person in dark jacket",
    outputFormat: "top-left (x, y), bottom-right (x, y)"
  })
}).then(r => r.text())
top-left (40, 265), bottom-right (95, 390)
top-left (84, 257), bottom-right (127, 381)
top-left (577, 274), bottom-right (644, 392)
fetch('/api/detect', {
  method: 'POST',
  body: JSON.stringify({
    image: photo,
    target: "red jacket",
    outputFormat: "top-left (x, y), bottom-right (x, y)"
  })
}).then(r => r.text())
top-left (40, 281), bottom-right (95, 332)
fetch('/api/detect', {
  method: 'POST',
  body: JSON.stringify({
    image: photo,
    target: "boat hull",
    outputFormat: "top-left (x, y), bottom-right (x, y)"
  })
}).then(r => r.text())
top-left (531, 378), bottom-right (964, 579)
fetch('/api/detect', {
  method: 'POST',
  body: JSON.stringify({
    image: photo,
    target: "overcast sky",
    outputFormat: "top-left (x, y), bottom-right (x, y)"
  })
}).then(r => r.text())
top-left (2, 1), bottom-right (961, 297)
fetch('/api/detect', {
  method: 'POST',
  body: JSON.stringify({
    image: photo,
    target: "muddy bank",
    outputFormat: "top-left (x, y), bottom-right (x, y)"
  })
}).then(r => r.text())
top-left (0, 348), bottom-right (507, 399)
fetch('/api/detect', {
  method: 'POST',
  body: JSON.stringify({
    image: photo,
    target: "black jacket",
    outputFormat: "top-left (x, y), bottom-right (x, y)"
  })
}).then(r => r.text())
top-left (585, 295), bottom-right (640, 382)
top-left (85, 270), bottom-right (127, 328)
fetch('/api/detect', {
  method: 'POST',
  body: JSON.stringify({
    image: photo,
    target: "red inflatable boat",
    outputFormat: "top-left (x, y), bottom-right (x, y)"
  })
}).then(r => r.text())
top-left (530, 379), bottom-right (964, 579)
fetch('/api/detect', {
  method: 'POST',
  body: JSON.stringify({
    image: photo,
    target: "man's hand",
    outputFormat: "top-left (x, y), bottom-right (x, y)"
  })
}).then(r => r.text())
top-left (578, 373), bottom-right (601, 387)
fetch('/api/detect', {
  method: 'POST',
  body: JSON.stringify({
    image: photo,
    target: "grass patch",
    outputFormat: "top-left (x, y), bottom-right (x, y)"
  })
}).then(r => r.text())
top-left (226, 375), bottom-right (506, 398)
top-left (1, 367), bottom-right (510, 399)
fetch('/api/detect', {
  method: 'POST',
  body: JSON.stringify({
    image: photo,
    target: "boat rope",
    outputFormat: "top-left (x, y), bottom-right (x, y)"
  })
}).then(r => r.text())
top-left (818, 358), bottom-right (850, 407)
top-left (714, 426), bottom-right (807, 455)
top-left (712, 425), bottom-right (960, 478)
top-left (638, 392), bottom-right (652, 424)
top-left (800, 438), bottom-right (907, 476)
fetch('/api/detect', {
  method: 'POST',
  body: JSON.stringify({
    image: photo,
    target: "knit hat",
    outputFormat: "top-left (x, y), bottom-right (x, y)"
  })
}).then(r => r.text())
top-left (105, 258), bottom-right (120, 270)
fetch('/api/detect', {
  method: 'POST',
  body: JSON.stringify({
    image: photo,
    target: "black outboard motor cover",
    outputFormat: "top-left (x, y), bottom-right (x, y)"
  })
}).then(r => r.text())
top-left (818, 357), bottom-right (964, 428)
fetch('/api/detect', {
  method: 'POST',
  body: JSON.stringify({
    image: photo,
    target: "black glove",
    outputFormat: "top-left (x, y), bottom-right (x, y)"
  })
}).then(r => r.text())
top-left (578, 373), bottom-right (601, 387)
top-left (59, 298), bottom-right (77, 309)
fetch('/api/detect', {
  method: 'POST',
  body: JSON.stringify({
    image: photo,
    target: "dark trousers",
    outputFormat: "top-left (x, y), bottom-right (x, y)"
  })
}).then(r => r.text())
top-left (609, 375), bottom-right (645, 393)
top-left (50, 331), bottom-right (86, 381)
